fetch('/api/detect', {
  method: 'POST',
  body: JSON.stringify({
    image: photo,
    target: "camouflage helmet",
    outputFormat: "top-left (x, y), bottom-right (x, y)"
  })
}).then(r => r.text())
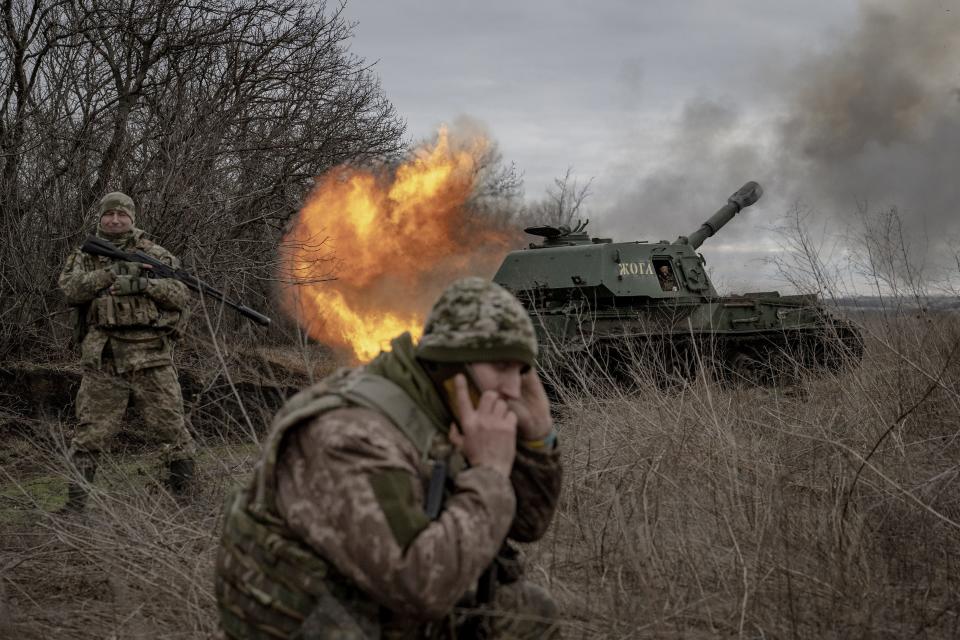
top-left (98, 191), bottom-right (136, 223)
top-left (415, 277), bottom-right (537, 367)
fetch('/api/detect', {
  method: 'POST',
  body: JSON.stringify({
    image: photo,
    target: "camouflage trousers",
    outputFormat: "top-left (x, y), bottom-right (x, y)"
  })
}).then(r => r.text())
top-left (217, 579), bottom-right (560, 640)
top-left (71, 362), bottom-right (196, 462)
top-left (444, 581), bottom-right (560, 640)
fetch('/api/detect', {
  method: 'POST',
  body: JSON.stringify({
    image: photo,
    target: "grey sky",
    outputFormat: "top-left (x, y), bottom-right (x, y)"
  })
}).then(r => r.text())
top-left (344, 0), bottom-right (960, 292)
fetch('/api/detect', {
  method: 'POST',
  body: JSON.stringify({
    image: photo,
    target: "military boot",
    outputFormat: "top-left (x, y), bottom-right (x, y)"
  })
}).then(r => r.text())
top-left (60, 452), bottom-right (98, 513)
top-left (166, 458), bottom-right (195, 497)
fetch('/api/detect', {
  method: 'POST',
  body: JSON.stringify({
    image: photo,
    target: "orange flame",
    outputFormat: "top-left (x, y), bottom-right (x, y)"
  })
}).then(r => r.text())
top-left (281, 126), bottom-right (514, 362)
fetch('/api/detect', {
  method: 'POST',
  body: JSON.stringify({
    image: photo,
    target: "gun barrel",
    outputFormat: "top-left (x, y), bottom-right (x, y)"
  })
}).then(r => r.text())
top-left (681, 181), bottom-right (763, 250)
top-left (80, 236), bottom-right (272, 327)
top-left (235, 305), bottom-right (272, 326)
top-left (81, 236), bottom-right (129, 260)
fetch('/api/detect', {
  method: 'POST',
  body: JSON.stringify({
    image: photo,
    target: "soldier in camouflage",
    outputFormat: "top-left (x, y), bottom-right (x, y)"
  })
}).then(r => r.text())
top-left (657, 264), bottom-right (678, 292)
top-left (216, 277), bottom-right (563, 639)
top-left (59, 192), bottom-right (196, 511)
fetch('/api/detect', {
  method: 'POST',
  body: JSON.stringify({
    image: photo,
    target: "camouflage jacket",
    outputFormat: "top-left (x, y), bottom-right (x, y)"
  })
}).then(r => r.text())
top-left (216, 362), bottom-right (562, 638)
top-left (275, 406), bottom-right (561, 622)
top-left (58, 228), bottom-right (189, 373)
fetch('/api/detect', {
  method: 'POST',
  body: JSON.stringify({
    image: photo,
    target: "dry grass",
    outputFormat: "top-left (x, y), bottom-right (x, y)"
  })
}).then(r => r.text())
top-left (2, 310), bottom-right (959, 638)
top-left (532, 310), bottom-right (960, 638)
top-left (0, 445), bottom-right (257, 639)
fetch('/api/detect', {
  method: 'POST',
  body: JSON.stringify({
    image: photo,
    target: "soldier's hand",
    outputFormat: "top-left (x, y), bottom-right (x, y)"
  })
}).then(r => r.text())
top-left (508, 368), bottom-right (553, 441)
top-left (109, 262), bottom-right (152, 277)
top-left (448, 374), bottom-right (517, 478)
top-left (96, 268), bottom-right (118, 287)
top-left (111, 275), bottom-right (150, 296)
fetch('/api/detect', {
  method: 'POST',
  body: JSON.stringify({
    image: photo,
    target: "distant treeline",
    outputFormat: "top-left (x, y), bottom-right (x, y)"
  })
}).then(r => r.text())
top-left (836, 296), bottom-right (960, 311)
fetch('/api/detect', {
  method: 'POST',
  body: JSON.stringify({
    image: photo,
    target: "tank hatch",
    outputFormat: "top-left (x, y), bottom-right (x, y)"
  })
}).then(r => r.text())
top-left (525, 220), bottom-right (593, 248)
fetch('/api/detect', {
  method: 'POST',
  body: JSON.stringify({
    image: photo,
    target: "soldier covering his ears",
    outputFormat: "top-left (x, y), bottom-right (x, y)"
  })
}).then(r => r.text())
top-left (216, 277), bottom-right (563, 638)
top-left (58, 192), bottom-right (196, 511)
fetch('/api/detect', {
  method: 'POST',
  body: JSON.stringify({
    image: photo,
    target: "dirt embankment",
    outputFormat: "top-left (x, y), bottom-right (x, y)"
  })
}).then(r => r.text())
top-left (0, 344), bottom-right (338, 473)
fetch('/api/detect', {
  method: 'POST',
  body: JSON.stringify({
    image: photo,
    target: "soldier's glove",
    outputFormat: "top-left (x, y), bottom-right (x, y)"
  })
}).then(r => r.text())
top-left (109, 261), bottom-right (143, 278)
top-left (92, 268), bottom-right (117, 290)
top-left (112, 274), bottom-right (150, 296)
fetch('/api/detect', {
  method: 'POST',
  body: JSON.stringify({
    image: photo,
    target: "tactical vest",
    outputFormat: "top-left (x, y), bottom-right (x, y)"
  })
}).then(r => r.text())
top-left (87, 292), bottom-right (161, 328)
top-left (216, 369), bottom-right (458, 640)
top-left (75, 235), bottom-right (181, 332)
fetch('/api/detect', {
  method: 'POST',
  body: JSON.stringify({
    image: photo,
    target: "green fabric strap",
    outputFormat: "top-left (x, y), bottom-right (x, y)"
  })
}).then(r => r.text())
top-left (253, 353), bottom-right (449, 510)
top-left (365, 332), bottom-right (452, 437)
top-left (368, 469), bottom-right (431, 549)
top-left (340, 373), bottom-right (438, 461)
top-left (253, 391), bottom-right (348, 511)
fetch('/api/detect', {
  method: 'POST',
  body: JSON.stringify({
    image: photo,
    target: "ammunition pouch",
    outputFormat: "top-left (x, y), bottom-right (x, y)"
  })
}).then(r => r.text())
top-left (87, 293), bottom-right (160, 328)
top-left (216, 489), bottom-right (380, 640)
top-left (107, 334), bottom-right (172, 369)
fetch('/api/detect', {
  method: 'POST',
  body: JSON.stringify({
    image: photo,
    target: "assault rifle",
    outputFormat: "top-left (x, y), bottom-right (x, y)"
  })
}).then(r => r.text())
top-left (81, 236), bottom-right (272, 326)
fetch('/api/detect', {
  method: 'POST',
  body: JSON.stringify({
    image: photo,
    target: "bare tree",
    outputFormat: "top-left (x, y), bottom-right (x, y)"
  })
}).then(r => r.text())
top-left (849, 205), bottom-right (930, 312)
top-left (465, 141), bottom-right (524, 231)
top-left (519, 166), bottom-right (593, 229)
top-left (765, 202), bottom-right (845, 300)
top-left (0, 0), bottom-right (405, 357)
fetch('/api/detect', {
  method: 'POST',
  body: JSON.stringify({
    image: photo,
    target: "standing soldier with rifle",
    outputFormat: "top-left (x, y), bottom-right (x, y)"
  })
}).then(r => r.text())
top-left (215, 277), bottom-right (563, 639)
top-left (58, 192), bottom-right (196, 511)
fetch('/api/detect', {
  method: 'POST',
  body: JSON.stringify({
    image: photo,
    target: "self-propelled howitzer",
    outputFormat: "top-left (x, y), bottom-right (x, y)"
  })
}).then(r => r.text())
top-left (493, 181), bottom-right (862, 385)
